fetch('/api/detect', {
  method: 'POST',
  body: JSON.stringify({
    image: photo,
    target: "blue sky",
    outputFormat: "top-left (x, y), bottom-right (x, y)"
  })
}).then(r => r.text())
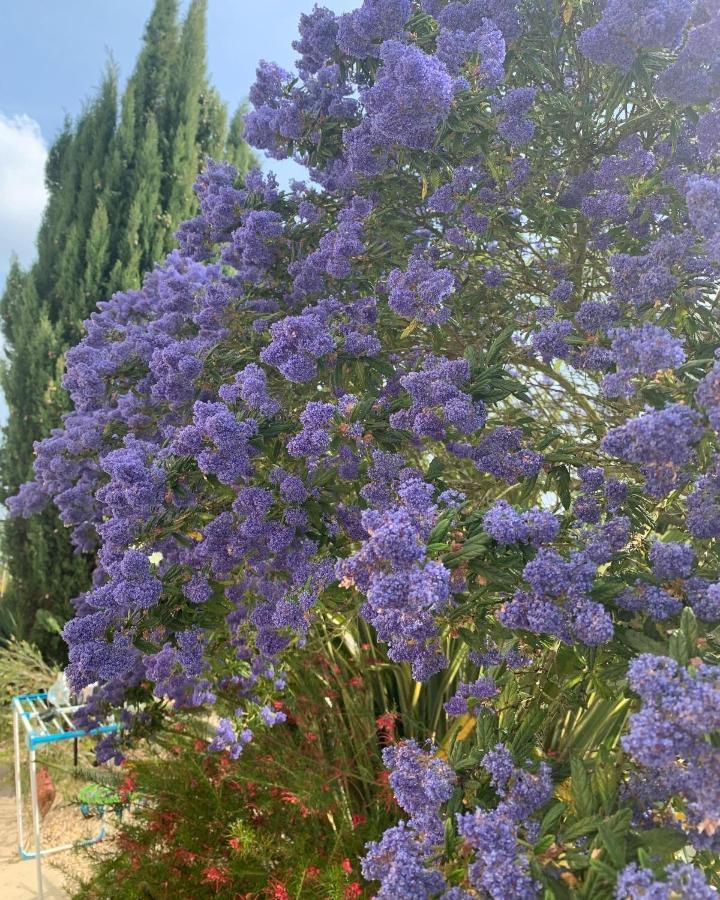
top-left (0, 0), bottom-right (359, 291)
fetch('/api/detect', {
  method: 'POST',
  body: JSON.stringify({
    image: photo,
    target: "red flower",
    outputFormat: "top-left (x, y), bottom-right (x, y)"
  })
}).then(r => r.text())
top-left (118, 774), bottom-right (136, 803)
top-left (228, 837), bottom-right (241, 852)
top-left (351, 813), bottom-right (367, 829)
top-left (344, 883), bottom-right (363, 899)
top-left (305, 866), bottom-right (321, 880)
top-left (375, 712), bottom-right (397, 744)
top-left (267, 882), bottom-right (290, 900)
top-left (203, 865), bottom-right (230, 891)
top-left (341, 858), bottom-right (353, 874)
top-left (175, 848), bottom-right (197, 867)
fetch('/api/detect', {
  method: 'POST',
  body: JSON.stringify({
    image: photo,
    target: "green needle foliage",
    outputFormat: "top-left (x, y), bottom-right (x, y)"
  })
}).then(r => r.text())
top-left (0, 0), bottom-right (256, 656)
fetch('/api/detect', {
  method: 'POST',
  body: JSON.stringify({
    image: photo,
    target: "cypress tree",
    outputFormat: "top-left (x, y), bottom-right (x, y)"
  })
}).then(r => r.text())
top-left (0, 0), bottom-right (256, 655)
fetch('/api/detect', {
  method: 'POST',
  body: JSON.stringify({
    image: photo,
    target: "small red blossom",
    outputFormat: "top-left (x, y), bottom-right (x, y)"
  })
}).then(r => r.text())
top-left (305, 866), bottom-right (321, 880)
top-left (375, 712), bottom-right (397, 744)
top-left (344, 883), bottom-right (363, 899)
top-left (351, 813), bottom-right (367, 828)
top-left (341, 858), bottom-right (353, 874)
top-left (203, 865), bottom-right (230, 891)
top-left (175, 848), bottom-right (197, 866)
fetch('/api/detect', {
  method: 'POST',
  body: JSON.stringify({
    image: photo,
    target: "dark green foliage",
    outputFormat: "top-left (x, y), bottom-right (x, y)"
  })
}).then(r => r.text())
top-left (0, 0), bottom-right (256, 657)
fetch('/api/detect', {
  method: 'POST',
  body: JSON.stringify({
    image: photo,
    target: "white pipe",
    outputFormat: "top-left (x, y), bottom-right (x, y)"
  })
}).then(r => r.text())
top-left (12, 704), bottom-right (25, 851)
top-left (28, 746), bottom-right (44, 900)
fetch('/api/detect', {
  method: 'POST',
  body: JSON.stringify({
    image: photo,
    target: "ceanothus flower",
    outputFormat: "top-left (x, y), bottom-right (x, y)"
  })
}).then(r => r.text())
top-left (390, 355), bottom-right (485, 438)
top-left (260, 303), bottom-right (337, 382)
top-left (602, 404), bottom-right (705, 498)
top-left (435, 18), bottom-right (506, 84)
top-left (444, 676), bottom-right (498, 716)
top-left (696, 354), bottom-right (720, 432)
top-left (337, 0), bottom-right (411, 59)
top-left (615, 862), bottom-right (718, 900)
top-left (456, 747), bottom-right (552, 899)
top-left (577, 0), bottom-right (692, 71)
top-left (603, 324), bottom-right (686, 398)
top-left (649, 541), bottom-right (695, 580)
top-left (219, 363), bottom-right (280, 417)
top-left (387, 256), bottom-right (456, 324)
top-left (358, 40), bottom-right (455, 151)
top-left (337, 495), bottom-right (451, 681)
top-left (483, 500), bottom-right (559, 547)
top-left (623, 655), bottom-right (720, 850)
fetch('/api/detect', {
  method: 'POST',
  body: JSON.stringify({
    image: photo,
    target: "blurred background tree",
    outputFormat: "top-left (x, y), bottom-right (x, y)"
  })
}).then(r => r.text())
top-left (0, 0), bottom-right (255, 656)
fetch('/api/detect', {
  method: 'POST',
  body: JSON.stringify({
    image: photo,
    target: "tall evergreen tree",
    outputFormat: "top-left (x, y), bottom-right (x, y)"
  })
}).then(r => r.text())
top-left (0, 0), bottom-right (255, 655)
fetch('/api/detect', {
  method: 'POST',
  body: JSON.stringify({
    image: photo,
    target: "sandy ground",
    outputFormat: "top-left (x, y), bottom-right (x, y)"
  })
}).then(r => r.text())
top-left (0, 762), bottom-right (69, 898)
top-left (0, 759), bottom-right (114, 899)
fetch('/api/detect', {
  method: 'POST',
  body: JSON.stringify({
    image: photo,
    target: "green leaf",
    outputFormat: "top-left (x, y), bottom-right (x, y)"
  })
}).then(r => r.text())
top-left (620, 628), bottom-right (667, 656)
top-left (547, 465), bottom-right (572, 509)
top-left (540, 801), bottom-right (567, 837)
top-left (669, 606), bottom-right (698, 665)
top-left (588, 856), bottom-right (621, 883)
top-left (562, 815), bottom-right (601, 842)
top-left (597, 821), bottom-right (626, 868)
top-left (639, 827), bottom-right (690, 856)
top-left (426, 456), bottom-right (445, 481)
top-left (570, 757), bottom-right (594, 819)
top-left (485, 323), bottom-right (516, 365)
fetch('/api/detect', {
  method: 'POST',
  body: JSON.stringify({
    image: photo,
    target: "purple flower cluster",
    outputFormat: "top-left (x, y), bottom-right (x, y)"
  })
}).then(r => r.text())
top-left (615, 862), bottom-right (717, 900)
top-left (603, 324), bottom-right (686, 398)
top-left (387, 256), bottom-right (456, 324)
top-left (436, 17), bottom-right (505, 84)
top-left (456, 745), bottom-right (552, 898)
top-left (623, 655), bottom-right (720, 851)
top-left (352, 39), bottom-right (456, 161)
top-left (444, 676), bottom-right (498, 715)
top-left (656, 9), bottom-right (720, 105)
top-left (499, 545), bottom-right (615, 645)
top-left (687, 459), bottom-right (720, 539)
top-left (578, 0), bottom-right (692, 71)
top-left (219, 363), bottom-right (280, 417)
top-left (495, 86), bottom-right (537, 146)
top-left (364, 741), bottom-right (551, 900)
top-left (464, 427), bottom-right (544, 484)
top-left (390, 355), bottom-right (485, 439)
top-left (574, 466), bottom-right (627, 522)
top-left (362, 739), bottom-right (455, 898)
top-left (696, 353), bottom-right (720, 432)
top-left (260, 302), bottom-right (337, 382)
top-left (602, 404), bottom-right (705, 497)
top-left (337, 492), bottom-right (452, 681)
top-left (337, 0), bottom-right (411, 59)
top-left (483, 500), bottom-right (559, 547)
top-left (169, 401), bottom-right (258, 485)
top-left (649, 540), bottom-right (695, 580)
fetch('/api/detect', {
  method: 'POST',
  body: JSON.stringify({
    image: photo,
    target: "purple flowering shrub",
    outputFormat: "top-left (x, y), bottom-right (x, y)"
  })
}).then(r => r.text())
top-left (10, 0), bottom-right (720, 894)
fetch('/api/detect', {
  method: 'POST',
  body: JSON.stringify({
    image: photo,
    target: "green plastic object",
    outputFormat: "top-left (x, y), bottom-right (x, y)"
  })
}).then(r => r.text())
top-left (77, 782), bottom-right (122, 818)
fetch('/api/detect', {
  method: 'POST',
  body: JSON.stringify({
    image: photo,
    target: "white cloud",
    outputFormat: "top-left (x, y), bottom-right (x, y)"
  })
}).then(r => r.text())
top-left (0, 113), bottom-right (48, 283)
